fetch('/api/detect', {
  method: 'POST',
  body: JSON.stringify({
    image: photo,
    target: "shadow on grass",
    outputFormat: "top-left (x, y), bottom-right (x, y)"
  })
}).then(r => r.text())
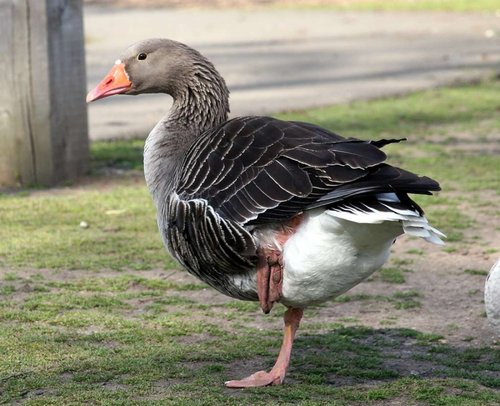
top-left (290, 327), bottom-right (499, 388)
top-left (1, 327), bottom-right (498, 404)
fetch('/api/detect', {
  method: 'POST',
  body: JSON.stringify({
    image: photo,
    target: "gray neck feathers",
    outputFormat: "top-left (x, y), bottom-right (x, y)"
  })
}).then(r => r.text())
top-left (144, 58), bottom-right (230, 204)
top-left (168, 61), bottom-right (230, 131)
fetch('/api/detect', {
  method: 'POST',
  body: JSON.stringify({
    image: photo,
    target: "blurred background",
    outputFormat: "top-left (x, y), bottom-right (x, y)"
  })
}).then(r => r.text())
top-left (84, 0), bottom-right (500, 139)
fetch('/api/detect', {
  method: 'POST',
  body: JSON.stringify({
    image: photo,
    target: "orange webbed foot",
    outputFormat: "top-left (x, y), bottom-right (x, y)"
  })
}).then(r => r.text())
top-left (225, 370), bottom-right (283, 388)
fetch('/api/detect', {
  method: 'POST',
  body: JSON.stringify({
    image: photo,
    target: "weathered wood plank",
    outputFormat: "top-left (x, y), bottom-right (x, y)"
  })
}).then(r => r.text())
top-left (0, 1), bottom-right (35, 186)
top-left (0, 0), bottom-right (88, 187)
top-left (46, 0), bottom-right (89, 182)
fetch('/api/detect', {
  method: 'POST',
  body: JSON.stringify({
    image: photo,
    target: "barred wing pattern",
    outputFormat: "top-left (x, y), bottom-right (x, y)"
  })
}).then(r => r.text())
top-left (163, 117), bottom-right (440, 297)
top-left (160, 194), bottom-right (258, 299)
top-left (178, 117), bottom-right (438, 222)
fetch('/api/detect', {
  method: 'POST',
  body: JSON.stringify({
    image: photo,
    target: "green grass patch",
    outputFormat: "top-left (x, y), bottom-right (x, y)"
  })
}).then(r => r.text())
top-left (90, 139), bottom-right (144, 171)
top-left (391, 290), bottom-right (422, 309)
top-left (336, 290), bottom-right (422, 309)
top-left (2, 298), bottom-right (498, 405)
top-left (379, 267), bottom-right (407, 284)
top-left (0, 178), bottom-right (176, 271)
top-left (1, 268), bottom-right (496, 404)
top-left (279, 82), bottom-right (500, 206)
top-left (464, 268), bottom-right (489, 276)
top-left (277, 80), bottom-right (500, 142)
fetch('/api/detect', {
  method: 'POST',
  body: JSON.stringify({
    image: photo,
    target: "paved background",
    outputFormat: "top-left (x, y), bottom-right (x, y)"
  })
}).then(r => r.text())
top-left (84, 7), bottom-right (500, 140)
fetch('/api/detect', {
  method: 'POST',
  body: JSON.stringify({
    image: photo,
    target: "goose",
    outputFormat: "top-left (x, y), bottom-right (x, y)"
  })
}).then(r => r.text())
top-left (87, 39), bottom-right (445, 388)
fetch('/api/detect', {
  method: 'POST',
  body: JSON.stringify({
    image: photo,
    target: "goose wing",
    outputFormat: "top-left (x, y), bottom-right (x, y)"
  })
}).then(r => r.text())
top-left (177, 116), bottom-right (439, 224)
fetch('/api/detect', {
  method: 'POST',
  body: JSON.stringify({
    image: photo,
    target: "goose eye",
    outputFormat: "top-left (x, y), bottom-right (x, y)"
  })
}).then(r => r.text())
top-left (137, 53), bottom-right (147, 61)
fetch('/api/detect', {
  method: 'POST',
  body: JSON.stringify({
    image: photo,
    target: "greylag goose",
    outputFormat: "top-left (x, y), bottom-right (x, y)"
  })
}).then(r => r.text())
top-left (87, 39), bottom-right (444, 388)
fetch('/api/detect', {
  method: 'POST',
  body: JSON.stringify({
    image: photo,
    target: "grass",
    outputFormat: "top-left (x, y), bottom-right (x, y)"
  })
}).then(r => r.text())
top-left (278, 81), bottom-right (500, 191)
top-left (0, 179), bottom-right (176, 271)
top-left (464, 269), bottom-right (489, 276)
top-left (336, 290), bottom-right (423, 309)
top-left (0, 79), bottom-right (499, 404)
top-left (378, 267), bottom-right (407, 284)
top-left (91, 139), bottom-right (145, 171)
top-left (1, 270), bottom-right (499, 404)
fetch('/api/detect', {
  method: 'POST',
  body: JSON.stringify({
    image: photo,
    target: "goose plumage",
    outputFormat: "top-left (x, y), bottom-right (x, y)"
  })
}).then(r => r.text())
top-left (87, 38), bottom-right (444, 388)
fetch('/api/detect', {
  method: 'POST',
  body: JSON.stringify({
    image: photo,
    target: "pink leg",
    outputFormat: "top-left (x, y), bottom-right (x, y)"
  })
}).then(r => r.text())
top-left (256, 249), bottom-right (283, 314)
top-left (256, 214), bottom-right (303, 314)
top-left (225, 308), bottom-right (304, 388)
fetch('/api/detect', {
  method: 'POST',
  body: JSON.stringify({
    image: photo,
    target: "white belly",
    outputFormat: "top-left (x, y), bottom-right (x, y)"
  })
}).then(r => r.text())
top-left (280, 209), bottom-right (402, 308)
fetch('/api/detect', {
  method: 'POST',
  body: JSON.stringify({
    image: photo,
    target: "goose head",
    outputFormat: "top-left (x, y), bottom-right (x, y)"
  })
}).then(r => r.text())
top-left (87, 38), bottom-right (219, 102)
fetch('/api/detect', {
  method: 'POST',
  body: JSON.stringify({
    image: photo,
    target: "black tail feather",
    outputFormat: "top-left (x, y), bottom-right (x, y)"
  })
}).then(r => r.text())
top-left (307, 164), bottom-right (440, 210)
top-left (370, 138), bottom-right (407, 148)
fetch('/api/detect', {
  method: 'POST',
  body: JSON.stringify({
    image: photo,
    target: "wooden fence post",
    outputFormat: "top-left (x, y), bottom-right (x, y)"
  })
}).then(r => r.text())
top-left (0, 0), bottom-right (89, 188)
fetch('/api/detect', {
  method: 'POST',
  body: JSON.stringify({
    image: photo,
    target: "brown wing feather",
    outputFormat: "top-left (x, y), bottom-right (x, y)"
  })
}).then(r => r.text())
top-left (177, 116), bottom-right (437, 224)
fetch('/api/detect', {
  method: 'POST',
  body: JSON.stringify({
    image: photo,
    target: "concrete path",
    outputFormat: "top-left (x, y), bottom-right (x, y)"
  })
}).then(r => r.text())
top-left (85, 8), bottom-right (500, 140)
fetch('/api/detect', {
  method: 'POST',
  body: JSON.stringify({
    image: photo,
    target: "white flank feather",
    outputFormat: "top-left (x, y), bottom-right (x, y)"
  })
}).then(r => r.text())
top-left (258, 193), bottom-right (445, 308)
top-left (327, 193), bottom-right (445, 245)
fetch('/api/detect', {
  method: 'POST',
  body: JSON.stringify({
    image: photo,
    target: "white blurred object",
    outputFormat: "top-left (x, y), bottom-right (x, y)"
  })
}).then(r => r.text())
top-left (484, 29), bottom-right (495, 38)
top-left (485, 259), bottom-right (500, 334)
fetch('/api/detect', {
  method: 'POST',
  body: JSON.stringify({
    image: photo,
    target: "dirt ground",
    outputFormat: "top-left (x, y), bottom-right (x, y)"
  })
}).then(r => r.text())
top-left (176, 240), bottom-right (499, 348)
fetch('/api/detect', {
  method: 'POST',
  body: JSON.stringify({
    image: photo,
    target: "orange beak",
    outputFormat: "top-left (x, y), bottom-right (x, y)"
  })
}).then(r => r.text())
top-left (86, 63), bottom-right (132, 103)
